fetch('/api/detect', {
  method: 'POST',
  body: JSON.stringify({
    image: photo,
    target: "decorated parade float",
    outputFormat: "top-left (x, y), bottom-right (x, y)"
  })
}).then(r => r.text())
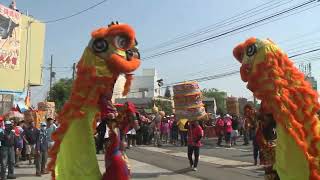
top-left (47, 22), bottom-right (141, 180)
top-left (173, 81), bottom-right (208, 121)
top-left (233, 37), bottom-right (320, 180)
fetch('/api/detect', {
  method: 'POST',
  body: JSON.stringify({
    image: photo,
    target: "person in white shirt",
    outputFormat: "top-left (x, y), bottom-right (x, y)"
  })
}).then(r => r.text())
top-left (46, 118), bottom-right (57, 149)
top-left (126, 128), bottom-right (136, 148)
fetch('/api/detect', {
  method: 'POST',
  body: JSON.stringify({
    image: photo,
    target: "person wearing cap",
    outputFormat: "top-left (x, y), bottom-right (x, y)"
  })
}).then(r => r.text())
top-left (35, 122), bottom-right (49, 176)
top-left (46, 118), bottom-right (57, 149)
top-left (13, 121), bottom-right (24, 168)
top-left (0, 121), bottom-right (16, 179)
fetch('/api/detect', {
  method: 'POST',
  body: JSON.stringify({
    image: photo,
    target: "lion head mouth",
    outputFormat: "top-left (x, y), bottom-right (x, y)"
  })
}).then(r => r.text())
top-left (233, 38), bottom-right (257, 83)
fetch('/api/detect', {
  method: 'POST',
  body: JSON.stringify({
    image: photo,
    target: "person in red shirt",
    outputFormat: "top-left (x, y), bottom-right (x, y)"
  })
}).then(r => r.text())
top-left (224, 114), bottom-right (233, 148)
top-left (185, 121), bottom-right (203, 171)
top-left (215, 115), bottom-right (224, 146)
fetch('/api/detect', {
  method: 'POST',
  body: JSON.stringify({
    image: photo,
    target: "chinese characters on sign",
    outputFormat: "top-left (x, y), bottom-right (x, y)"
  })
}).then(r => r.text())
top-left (0, 4), bottom-right (21, 70)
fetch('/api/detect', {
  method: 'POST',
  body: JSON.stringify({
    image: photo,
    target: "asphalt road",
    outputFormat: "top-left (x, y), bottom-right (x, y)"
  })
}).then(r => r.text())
top-left (13, 138), bottom-right (263, 180)
top-left (126, 141), bottom-right (264, 180)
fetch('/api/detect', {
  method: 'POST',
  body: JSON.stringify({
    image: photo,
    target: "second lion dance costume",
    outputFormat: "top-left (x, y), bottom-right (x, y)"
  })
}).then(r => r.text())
top-left (233, 38), bottom-right (320, 180)
top-left (48, 22), bottom-right (141, 180)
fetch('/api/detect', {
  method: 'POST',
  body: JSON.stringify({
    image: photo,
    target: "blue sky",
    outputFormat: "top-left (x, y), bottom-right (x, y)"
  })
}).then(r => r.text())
top-left (1, 0), bottom-right (319, 104)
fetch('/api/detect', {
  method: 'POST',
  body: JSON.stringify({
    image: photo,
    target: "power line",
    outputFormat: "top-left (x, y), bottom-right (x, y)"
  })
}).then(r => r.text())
top-left (289, 47), bottom-right (320, 58)
top-left (185, 34), bottom-right (320, 79)
top-left (43, 0), bottom-right (109, 24)
top-left (113, 47), bottom-right (320, 97)
top-left (143, 0), bottom-right (292, 53)
top-left (142, 0), bottom-right (319, 60)
top-left (162, 47), bottom-right (320, 87)
top-left (142, 0), bottom-right (320, 61)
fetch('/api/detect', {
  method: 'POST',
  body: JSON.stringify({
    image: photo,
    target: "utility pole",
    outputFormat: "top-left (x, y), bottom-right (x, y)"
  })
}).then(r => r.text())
top-left (72, 63), bottom-right (76, 80)
top-left (49, 55), bottom-right (53, 101)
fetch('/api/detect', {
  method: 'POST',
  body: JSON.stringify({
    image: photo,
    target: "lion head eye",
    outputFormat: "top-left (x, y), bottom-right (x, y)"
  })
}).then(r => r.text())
top-left (92, 38), bottom-right (108, 53)
top-left (246, 44), bottom-right (257, 57)
top-left (114, 35), bottom-right (130, 50)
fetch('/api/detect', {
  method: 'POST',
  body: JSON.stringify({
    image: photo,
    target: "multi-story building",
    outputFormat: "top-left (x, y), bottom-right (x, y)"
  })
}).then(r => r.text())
top-left (226, 96), bottom-right (240, 116)
top-left (113, 68), bottom-right (160, 99)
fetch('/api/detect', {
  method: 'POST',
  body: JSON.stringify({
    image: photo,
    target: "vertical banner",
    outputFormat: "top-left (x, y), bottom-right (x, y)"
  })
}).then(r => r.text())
top-left (13, 90), bottom-right (29, 112)
top-left (0, 4), bottom-right (21, 70)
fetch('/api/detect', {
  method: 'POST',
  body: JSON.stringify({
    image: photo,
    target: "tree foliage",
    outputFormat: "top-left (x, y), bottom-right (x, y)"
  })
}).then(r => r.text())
top-left (49, 78), bottom-right (73, 112)
top-left (201, 88), bottom-right (227, 115)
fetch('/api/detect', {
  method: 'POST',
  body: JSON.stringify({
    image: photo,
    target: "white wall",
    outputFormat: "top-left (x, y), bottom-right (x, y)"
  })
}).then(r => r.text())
top-left (126, 68), bottom-right (159, 98)
top-left (113, 69), bottom-right (160, 99)
top-left (112, 75), bottom-right (126, 102)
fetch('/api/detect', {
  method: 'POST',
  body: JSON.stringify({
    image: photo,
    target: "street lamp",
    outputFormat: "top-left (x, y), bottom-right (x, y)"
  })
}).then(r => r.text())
top-left (156, 79), bottom-right (164, 96)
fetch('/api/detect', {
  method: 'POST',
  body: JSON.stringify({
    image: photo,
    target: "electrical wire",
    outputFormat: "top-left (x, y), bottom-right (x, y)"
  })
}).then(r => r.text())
top-left (142, 1), bottom-right (319, 61)
top-left (43, 0), bottom-right (109, 24)
top-left (142, 0), bottom-right (320, 61)
top-left (164, 47), bottom-right (320, 87)
top-left (142, 0), bottom-right (291, 53)
top-left (186, 36), bottom-right (320, 79)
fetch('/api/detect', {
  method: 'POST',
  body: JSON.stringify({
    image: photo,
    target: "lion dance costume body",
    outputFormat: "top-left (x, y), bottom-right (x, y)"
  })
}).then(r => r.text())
top-left (233, 38), bottom-right (320, 180)
top-left (48, 22), bottom-right (141, 180)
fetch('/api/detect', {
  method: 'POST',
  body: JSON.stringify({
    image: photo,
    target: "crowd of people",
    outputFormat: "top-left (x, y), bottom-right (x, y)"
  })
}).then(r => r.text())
top-left (0, 102), bottom-right (278, 179)
top-left (95, 107), bottom-right (203, 153)
top-left (0, 117), bottom-right (57, 179)
top-left (94, 102), bottom-right (278, 175)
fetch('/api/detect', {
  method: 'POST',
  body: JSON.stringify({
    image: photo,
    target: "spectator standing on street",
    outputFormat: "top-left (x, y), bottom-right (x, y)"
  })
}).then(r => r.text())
top-left (171, 118), bottom-right (179, 146)
top-left (224, 114), bottom-right (233, 148)
top-left (23, 122), bottom-right (39, 165)
top-left (152, 108), bottom-right (163, 147)
top-left (46, 118), bottom-right (57, 149)
top-left (161, 118), bottom-right (169, 144)
top-left (243, 104), bottom-right (256, 145)
top-left (96, 118), bottom-right (108, 154)
top-left (135, 113), bottom-right (143, 145)
top-left (185, 121), bottom-right (203, 171)
top-left (177, 118), bottom-right (188, 146)
top-left (13, 121), bottom-right (23, 167)
top-left (238, 117), bottom-right (244, 136)
top-left (215, 115), bottom-right (224, 146)
top-left (35, 122), bottom-right (49, 176)
top-left (0, 121), bottom-right (16, 179)
top-left (231, 115), bottom-right (239, 145)
top-left (126, 127), bottom-right (136, 148)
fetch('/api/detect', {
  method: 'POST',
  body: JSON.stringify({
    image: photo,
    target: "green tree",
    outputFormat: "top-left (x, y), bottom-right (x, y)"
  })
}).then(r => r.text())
top-left (49, 78), bottom-right (73, 111)
top-left (164, 86), bottom-right (172, 99)
top-left (201, 88), bottom-right (227, 114)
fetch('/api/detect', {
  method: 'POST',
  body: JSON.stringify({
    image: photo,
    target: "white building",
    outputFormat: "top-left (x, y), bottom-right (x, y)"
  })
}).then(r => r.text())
top-left (113, 68), bottom-right (160, 100)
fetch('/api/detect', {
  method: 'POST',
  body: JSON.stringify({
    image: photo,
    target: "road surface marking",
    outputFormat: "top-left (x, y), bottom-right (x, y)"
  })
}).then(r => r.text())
top-left (130, 159), bottom-right (200, 180)
top-left (214, 146), bottom-right (252, 152)
top-left (138, 147), bottom-right (263, 171)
